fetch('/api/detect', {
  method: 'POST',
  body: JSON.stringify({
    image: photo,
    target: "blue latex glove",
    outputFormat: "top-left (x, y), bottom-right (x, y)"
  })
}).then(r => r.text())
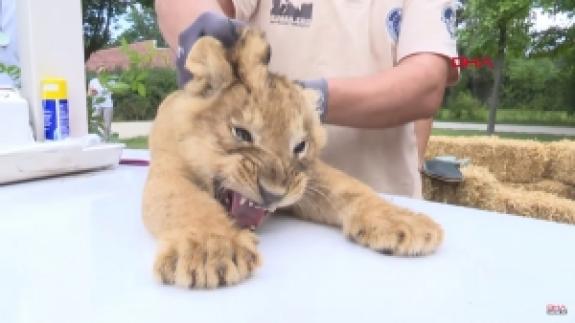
top-left (297, 78), bottom-right (329, 122)
top-left (177, 12), bottom-right (245, 86)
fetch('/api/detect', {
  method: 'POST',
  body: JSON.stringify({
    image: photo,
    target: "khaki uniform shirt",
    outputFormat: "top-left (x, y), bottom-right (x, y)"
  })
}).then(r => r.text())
top-left (232, 0), bottom-right (458, 198)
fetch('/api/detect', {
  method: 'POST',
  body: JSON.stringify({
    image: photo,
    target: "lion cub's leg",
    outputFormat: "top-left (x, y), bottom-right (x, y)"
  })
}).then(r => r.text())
top-left (292, 162), bottom-right (443, 256)
top-left (142, 173), bottom-right (260, 289)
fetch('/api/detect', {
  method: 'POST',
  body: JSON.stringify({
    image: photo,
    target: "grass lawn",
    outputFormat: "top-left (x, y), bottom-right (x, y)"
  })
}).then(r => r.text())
top-left (436, 109), bottom-right (575, 126)
top-left (119, 136), bottom-right (149, 149)
top-left (119, 130), bottom-right (574, 150)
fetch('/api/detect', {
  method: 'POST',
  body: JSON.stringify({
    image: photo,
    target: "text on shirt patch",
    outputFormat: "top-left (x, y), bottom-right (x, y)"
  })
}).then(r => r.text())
top-left (386, 8), bottom-right (402, 43)
top-left (270, 0), bottom-right (313, 27)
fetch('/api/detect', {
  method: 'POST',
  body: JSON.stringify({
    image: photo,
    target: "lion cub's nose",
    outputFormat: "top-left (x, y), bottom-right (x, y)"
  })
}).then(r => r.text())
top-left (258, 179), bottom-right (285, 206)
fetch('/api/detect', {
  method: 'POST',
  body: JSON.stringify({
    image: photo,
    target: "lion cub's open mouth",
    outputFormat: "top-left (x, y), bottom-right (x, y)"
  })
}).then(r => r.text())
top-left (215, 188), bottom-right (273, 230)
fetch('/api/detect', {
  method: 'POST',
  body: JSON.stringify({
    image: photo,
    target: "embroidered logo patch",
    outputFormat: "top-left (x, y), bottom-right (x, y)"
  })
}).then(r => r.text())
top-left (386, 8), bottom-right (402, 43)
top-left (270, 0), bottom-right (313, 27)
top-left (442, 4), bottom-right (456, 39)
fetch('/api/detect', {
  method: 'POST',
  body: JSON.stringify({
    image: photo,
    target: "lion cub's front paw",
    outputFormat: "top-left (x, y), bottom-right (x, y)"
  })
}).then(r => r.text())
top-left (343, 204), bottom-right (443, 256)
top-left (153, 229), bottom-right (261, 289)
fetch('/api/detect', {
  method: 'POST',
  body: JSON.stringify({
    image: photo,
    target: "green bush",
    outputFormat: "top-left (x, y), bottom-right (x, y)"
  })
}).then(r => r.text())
top-left (112, 67), bottom-right (177, 121)
top-left (445, 91), bottom-right (485, 120)
top-left (436, 108), bottom-right (575, 126)
top-left (86, 67), bottom-right (177, 121)
top-left (502, 58), bottom-right (563, 111)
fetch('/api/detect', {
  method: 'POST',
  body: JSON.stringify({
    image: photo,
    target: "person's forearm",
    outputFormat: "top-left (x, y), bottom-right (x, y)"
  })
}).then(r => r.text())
top-left (325, 54), bottom-right (449, 128)
top-left (415, 118), bottom-right (434, 170)
top-left (155, 0), bottom-right (234, 51)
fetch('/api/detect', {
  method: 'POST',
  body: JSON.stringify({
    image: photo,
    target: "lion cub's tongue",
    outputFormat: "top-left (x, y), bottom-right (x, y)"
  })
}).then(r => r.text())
top-left (230, 191), bottom-right (266, 229)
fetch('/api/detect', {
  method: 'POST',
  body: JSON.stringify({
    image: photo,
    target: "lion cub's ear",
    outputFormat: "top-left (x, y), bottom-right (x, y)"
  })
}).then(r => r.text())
top-left (231, 28), bottom-right (271, 92)
top-left (184, 37), bottom-right (235, 96)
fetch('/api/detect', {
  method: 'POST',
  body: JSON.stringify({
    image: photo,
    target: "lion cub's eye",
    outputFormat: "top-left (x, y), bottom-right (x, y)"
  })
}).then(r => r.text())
top-left (232, 127), bottom-right (253, 143)
top-left (294, 141), bottom-right (307, 156)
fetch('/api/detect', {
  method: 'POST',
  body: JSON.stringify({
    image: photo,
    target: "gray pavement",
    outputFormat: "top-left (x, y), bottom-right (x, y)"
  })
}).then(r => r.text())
top-left (112, 121), bottom-right (152, 139)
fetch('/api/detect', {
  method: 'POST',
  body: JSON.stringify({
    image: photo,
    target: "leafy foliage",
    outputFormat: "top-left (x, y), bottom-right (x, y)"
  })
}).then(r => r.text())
top-left (87, 67), bottom-right (177, 122)
top-left (82, 0), bottom-right (127, 61)
top-left (502, 58), bottom-right (563, 111)
top-left (86, 41), bottom-right (164, 139)
top-left (458, 0), bottom-right (533, 57)
top-left (112, 67), bottom-right (177, 120)
top-left (531, 0), bottom-right (575, 114)
top-left (446, 90), bottom-right (485, 120)
top-left (456, 0), bottom-right (535, 133)
top-left (116, 38), bottom-right (157, 96)
top-left (82, 0), bottom-right (154, 60)
top-left (448, 0), bottom-right (575, 123)
top-left (112, 5), bottom-right (166, 47)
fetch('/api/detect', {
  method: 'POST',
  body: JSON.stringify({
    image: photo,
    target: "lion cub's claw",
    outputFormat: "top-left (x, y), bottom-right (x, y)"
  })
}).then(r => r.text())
top-left (344, 207), bottom-right (443, 256)
top-left (153, 230), bottom-right (261, 289)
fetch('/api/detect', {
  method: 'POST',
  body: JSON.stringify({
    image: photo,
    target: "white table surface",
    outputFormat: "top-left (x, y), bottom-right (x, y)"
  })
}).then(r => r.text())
top-left (1, 150), bottom-right (573, 323)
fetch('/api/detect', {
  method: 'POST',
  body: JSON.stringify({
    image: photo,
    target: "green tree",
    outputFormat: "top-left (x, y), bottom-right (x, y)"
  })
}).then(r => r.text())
top-left (82, 0), bottom-right (154, 60)
top-left (458, 0), bottom-right (533, 133)
top-left (112, 5), bottom-right (167, 47)
top-left (531, 0), bottom-right (575, 114)
top-left (502, 57), bottom-right (562, 110)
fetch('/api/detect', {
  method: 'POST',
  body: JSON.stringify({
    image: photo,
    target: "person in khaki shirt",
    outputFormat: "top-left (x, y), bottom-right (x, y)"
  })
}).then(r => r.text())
top-left (156, 0), bottom-right (459, 198)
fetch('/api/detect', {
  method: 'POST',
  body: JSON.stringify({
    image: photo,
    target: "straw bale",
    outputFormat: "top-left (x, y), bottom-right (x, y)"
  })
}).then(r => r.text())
top-left (422, 165), bottom-right (575, 225)
top-left (422, 165), bottom-right (505, 211)
top-left (508, 180), bottom-right (575, 200)
top-left (497, 187), bottom-right (575, 224)
top-left (426, 136), bottom-right (548, 183)
top-left (546, 140), bottom-right (575, 186)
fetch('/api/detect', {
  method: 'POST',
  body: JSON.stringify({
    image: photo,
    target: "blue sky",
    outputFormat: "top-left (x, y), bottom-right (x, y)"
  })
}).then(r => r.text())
top-left (532, 8), bottom-right (573, 32)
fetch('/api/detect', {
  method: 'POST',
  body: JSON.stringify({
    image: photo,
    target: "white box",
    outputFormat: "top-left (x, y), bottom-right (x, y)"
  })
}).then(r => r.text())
top-left (0, 88), bottom-right (34, 147)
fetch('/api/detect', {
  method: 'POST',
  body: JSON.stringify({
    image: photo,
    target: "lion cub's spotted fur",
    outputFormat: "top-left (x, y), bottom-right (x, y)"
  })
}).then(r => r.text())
top-left (142, 28), bottom-right (443, 289)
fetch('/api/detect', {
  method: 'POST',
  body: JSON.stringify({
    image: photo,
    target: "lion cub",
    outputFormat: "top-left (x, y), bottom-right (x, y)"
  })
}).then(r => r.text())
top-left (142, 28), bottom-right (443, 289)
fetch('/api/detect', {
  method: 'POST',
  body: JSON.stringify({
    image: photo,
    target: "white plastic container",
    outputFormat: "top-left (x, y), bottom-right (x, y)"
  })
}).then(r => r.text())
top-left (0, 87), bottom-right (34, 148)
top-left (0, 135), bottom-right (125, 184)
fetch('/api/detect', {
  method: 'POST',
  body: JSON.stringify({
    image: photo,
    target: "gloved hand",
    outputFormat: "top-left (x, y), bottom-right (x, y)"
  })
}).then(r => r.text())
top-left (297, 78), bottom-right (329, 122)
top-left (177, 11), bottom-right (245, 86)
top-left (177, 13), bottom-right (330, 122)
top-left (421, 156), bottom-right (469, 183)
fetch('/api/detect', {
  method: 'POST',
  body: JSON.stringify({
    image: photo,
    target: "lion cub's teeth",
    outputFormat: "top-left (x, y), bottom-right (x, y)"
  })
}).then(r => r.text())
top-left (240, 197), bottom-right (247, 205)
top-left (248, 201), bottom-right (254, 207)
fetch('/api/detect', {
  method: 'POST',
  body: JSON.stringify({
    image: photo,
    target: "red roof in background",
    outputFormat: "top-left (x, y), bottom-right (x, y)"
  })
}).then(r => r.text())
top-left (86, 40), bottom-right (176, 71)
